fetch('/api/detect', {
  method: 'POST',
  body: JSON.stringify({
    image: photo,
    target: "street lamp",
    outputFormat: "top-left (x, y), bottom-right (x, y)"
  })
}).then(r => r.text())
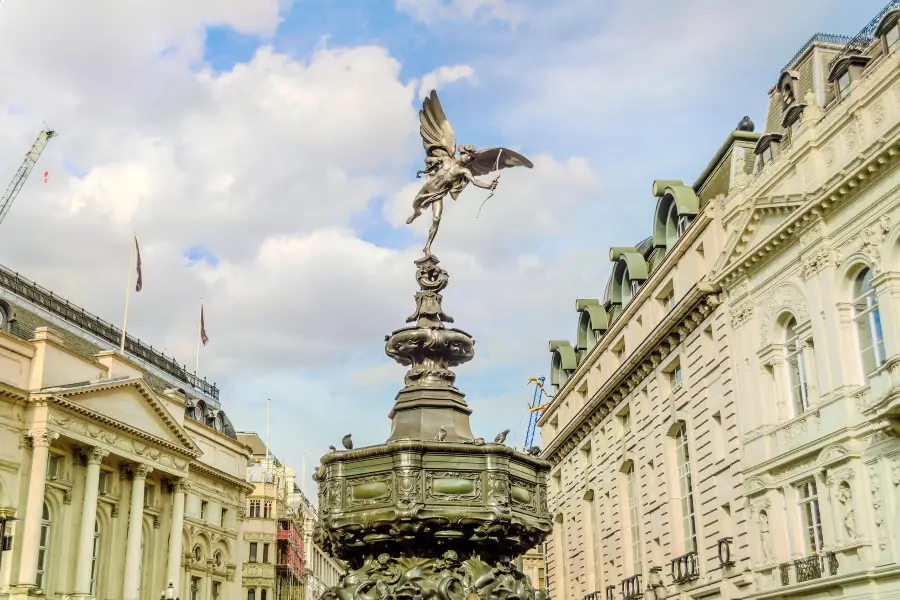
top-left (160, 581), bottom-right (179, 600)
top-left (0, 514), bottom-right (20, 572)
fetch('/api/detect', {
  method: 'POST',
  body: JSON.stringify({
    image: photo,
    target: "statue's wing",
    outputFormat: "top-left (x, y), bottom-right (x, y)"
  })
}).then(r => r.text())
top-left (419, 90), bottom-right (456, 159)
top-left (467, 148), bottom-right (534, 176)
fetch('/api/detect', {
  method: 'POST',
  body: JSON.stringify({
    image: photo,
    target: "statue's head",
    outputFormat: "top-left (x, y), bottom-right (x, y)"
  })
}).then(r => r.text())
top-left (459, 145), bottom-right (477, 159)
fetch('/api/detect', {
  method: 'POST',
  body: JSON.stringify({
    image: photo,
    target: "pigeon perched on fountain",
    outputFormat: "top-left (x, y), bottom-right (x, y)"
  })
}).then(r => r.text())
top-left (526, 446), bottom-right (541, 456)
top-left (494, 429), bottom-right (510, 444)
top-left (342, 434), bottom-right (353, 450)
top-left (437, 426), bottom-right (447, 441)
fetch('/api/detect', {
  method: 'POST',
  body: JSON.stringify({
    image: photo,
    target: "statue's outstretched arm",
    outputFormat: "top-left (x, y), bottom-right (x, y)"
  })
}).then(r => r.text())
top-left (463, 169), bottom-right (497, 190)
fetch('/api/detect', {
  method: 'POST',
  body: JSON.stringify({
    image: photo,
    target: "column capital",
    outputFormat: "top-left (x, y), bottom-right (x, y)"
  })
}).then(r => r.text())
top-left (130, 464), bottom-right (153, 480)
top-left (27, 430), bottom-right (59, 448)
top-left (83, 447), bottom-right (110, 466)
top-left (168, 478), bottom-right (190, 494)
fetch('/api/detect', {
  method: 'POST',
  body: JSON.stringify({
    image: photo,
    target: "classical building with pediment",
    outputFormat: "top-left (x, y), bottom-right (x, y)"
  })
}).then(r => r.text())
top-left (0, 266), bottom-right (254, 600)
top-left (539, 3), bottom-right (900, 600)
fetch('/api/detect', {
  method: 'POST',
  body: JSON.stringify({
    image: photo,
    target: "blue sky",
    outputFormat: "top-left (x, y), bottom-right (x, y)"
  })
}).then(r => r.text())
top-left (0, 0), bottom-right (890, 491)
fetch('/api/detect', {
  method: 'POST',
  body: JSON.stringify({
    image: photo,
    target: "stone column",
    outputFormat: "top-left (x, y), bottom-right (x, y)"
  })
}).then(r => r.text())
top-left (17, 430), bottom-right (59, 587)
top-left (73, 447), bottom-right (109, 597)
top-left (166, 479), bottom-right (188, 594)
top-left (122, 464), bottom-right (152, 600)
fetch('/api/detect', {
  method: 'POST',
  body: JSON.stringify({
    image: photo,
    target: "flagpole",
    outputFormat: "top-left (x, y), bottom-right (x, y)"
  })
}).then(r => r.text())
top-left (120, 237), bottom-right (135, 354)
top-left (195, 297), bottom-right (203, 376)
top-left (265, 398), bottom-right (271, 477)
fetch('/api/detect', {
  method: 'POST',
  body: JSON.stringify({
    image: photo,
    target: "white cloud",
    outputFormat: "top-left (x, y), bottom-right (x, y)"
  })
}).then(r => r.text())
top-left (396, 0), bottom-right (524, 26)
top-left (417, 64), bottom-right (476, 99)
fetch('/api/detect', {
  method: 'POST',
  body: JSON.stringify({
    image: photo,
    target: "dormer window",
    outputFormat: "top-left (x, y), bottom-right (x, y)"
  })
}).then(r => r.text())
top-left (781, 103), bottom-right (806, 139)
top-left (676, 214), bottom-right (692, 236)
top-left (837, 71), bottom-right (851, 94)
top-left (761, 146), bottom-right (773, 164)
top-left (651, 181), bottom-right (700, 255)
top-left (790, 117), bottom-right (802, 136)
top-left (781, 84), bottom-right (795, 107)
top-left (876, 9), bottom-right (900, 53)
top-left (754, 133), bottom-right (782, 171)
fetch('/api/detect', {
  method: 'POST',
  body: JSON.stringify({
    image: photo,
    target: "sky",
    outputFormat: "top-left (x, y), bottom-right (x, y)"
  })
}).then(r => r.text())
top-left (0, 0), bottom-right (887, 497)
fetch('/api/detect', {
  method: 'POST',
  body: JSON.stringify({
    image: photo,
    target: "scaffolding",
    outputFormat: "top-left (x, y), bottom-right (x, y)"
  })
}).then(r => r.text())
top-left (524, 377), bottom-right (552, 448)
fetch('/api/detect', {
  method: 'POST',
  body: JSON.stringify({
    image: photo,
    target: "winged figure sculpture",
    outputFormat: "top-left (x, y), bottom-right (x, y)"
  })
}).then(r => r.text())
top-left (408, 90), bottom-right (534, 256)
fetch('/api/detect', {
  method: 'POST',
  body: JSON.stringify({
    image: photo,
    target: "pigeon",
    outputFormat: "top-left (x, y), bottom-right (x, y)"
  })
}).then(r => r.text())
top-left (494, 429), bottom-right (510, 444)
top-left (342, 434), bottom-right (353, 450)
top-left (328, 445), bottom-right (337, 453)
top-left (526, 446), bottom-right (541, 456)
top-left (473, 437), bottom-right (485, 446)
top-left (437, 426), bottom-right (448, 442)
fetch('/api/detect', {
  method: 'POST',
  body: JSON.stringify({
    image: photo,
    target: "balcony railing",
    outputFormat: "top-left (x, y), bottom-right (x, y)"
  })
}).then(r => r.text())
top-left (779, 552), bottom-right (839, 586)
top-left (605, 584), bottom-right (616, 600)
top-left (829, 0), bottom-right (900, 70)
top-left (621, 574), bottom-right (642, 600)
top-left (583, 591), bottom-right (603, 600)
top-left (670, 551), bottom-right (699, 584)
top-left (717, 537), bottom-right (735, 568)
top-left (0, 264), bottom-right (219, 400)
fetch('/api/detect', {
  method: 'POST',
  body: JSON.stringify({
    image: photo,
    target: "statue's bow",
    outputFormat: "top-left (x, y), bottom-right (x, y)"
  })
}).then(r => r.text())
top-left (476, 149), bottom-right (502, 219)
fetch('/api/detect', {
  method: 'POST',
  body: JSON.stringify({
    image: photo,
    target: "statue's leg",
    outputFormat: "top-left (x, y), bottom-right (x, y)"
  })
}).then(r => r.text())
top-left (407, 194), bottom-right (427, 225)
top-left (423, 199), bottom-right (443, 255)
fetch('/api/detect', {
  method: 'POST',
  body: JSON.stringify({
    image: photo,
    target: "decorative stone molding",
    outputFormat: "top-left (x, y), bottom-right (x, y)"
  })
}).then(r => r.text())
top-left (760, 282), bottom-right (809, 345)
top-left (853, 214), bottom-right (893, 273)
top-left (112, 505), bottom-right (120, 518)
top-left (867, 462), bottom-right (887, 550)
top-left (63, 489), bottom-right (73, 505)
top-left (84, 447), bottom-right (109, 465)
top-left (130, 463), bottom-right (153, 480)
top-left (27, 430), bottom-right (59, 448)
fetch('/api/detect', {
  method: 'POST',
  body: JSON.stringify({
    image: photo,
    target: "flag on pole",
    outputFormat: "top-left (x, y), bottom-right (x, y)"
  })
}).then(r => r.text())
top-left (134, 237), bottom-right (143, 292)
top-left (200, 305), bottom-right (209, 346)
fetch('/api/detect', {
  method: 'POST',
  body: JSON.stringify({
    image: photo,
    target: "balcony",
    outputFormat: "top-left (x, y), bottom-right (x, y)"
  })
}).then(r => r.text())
top-left (779, 552), bottom-right (839, 586)
top-left (621, 574), bottom-right (642, 600)
top-left (583, 591), bottom-right (603, 600)
top-left (670, 551), bottom-right (699, 584)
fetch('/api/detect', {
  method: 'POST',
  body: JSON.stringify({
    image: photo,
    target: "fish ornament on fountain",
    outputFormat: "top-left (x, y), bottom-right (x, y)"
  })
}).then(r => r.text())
top-left (315, 90), bottom-right (550, 600)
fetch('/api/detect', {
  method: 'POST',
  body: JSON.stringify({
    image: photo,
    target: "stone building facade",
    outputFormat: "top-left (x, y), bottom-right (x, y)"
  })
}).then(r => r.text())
top-left (285, 486), bottom-right (344, 600)
top-left (539, 3), bottom-right (900, 600)
top-left (0, 266), bottom-right (253, 600)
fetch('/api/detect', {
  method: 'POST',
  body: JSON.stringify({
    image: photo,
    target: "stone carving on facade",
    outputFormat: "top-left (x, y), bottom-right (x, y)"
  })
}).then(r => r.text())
top-left (772, 458), bottom-right (816, 480)
top-left (868, 463), bottom-right (887, 550)
top-left (853, 214), bottom-right (892, 273)
top-left (836, 482), bottom-right (858, 542)
top-left (760, 282), bottom-right (809, 344)
top-left (823, 145), bottom-right (836, 167)
top-left (871, 102), bottom-right (885, 127)
top-left (757, 510), bottom-right (774, 562)
top-left (28, 429), bottom-right (59, 448)
top-left (111, 505), bottom-right (120, 518)
top-left (63, 488), bottom-right (73, 505)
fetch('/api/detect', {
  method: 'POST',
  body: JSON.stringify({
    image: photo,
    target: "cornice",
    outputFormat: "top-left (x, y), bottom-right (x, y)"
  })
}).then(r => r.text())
top-left (0, 380), bottom-right (27, 402)
top-left (540, 213), bottom-right (713, 425)
top-left (189, 460), bottom-right (255, 493)
top-left (42, 377), bottom-right (200, 454)
top-left (43, 393), bottom-right (200, 459)
top-left (713, 128), bottom-right (900, 286)
top-left (543, 285), bottom-right (720, 463)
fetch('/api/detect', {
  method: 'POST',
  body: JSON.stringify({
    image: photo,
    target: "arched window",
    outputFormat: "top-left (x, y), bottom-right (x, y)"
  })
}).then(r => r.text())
top-left (853, 268), bottom-right (886, 376)
top-left (248, 590), bottom-right (256, 600)
top-left (784, 317), bottom-right (809, 415)
top-left (675, 426), bottom-right (697, 553)
top-left (90, 518), bottom-right (101, 596)
top-left (37, 502), bottom-right (51, 589)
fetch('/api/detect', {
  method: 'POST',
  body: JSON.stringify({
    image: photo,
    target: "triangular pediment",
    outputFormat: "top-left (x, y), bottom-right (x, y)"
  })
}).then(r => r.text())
top-left (47, 377), bottom-right (199, 454)
top-left (713, 194), bottom-right (806, 278)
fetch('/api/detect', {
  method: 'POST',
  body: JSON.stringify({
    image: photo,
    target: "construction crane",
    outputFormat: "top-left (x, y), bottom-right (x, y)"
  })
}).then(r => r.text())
top-left (0, 129), bottom-right (56, 226)
top-left (524, 376), bottom-right (554, 448)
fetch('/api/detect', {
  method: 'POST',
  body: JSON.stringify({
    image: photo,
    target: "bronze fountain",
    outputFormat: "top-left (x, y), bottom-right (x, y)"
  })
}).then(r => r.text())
top-left (314, 90), bottom-right (550, 600)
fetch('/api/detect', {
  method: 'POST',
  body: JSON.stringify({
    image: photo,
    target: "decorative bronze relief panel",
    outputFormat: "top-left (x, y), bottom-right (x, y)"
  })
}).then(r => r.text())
top-left (425, 470), bottom-right (483, 502)
top-left (346, 473), bottom-right (394, 507)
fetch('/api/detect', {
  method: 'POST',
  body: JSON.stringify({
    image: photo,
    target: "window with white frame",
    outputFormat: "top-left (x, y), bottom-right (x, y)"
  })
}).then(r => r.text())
top-left (784, 317), bottom-right (810, 415)
top-left (90, 518), bottom-right (100, 596)
top-left (263, 501), bottom-right (272, 519)
top-left (624, 465), bottom-right (641, 574)
top-left (837, 71), bottom-right (851, 95)
top-left (675, 426), bottom-right (698, 553)
top-left (853, 267), bottom-right (886, 376)
top-left (887, 21), bottom-right (900, 50)
top-left (668, 364), bottom-right (683, 394)
top-left (249, 499), bottom-right (261, 518)
top-left (47, 453), bottom-right (62, 480)
top-left (37, 502), bottom-right (51, 588)
top-left (797, 479), bottom-right (824, 554)
top-left (98, 470), bottom-right (110, 494)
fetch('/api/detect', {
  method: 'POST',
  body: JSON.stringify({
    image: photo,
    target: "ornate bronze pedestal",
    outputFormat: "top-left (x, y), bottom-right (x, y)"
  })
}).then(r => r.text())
top-left (315, 254), bottom-right (551, 600)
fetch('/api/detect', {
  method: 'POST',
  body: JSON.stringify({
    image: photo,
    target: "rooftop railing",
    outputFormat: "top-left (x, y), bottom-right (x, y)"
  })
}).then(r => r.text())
top-left (829, 0), bottom-right (900, 69)
top-left (0, 263), bottom-right (219, 400)
top-left (781, 33), bottom-right (853, 73)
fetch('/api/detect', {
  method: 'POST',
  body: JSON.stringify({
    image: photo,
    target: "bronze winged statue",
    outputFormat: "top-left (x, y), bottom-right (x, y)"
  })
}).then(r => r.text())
top-left (408, 90), bottom-right (534, 256)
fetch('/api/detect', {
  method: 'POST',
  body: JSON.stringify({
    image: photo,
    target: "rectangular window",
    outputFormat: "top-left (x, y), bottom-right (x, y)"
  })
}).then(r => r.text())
top-left (220, 508), bottom-right (228, 528)
top-left (625, 466), bottom-right (641, 574)
top-left (887, 24), bottom-right (900, 50)
top-left (47, 454), bottom-right (62, 480)
top-left (98, 470), bottom-right (110, 494)
top-left (213, 582), bottom-right (221, 599)
top-left (144, 484), bottom-right (156, 507)
top-left (675, 427), bottom-right (698, 553)
top-left (668, 365), bottom-right (683, 394)
top-left (249, 542), bottom-right (258, 563)
top-left (797, 480), bottom-right (824, 554)
top-left (250, 499), bottom-right (261, 518)
top-left (263, 543), bottom-right (270, 563)
top-left (761, 146), bottom-right (773, 164)
top-left (620, 409), bottom-right (631, 435)
top-left (785, 329), bottom-right (810, 414)
top-left (838, 71), bottom-right (851, 94)
top-left (200, 500), bottom-right (208, 520)
top-left (191, 577), bottom-right (201, 600)
top-left (264, 501), bottom-right (272, 519)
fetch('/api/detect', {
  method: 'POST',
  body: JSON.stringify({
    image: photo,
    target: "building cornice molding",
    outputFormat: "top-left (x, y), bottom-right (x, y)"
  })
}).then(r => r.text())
top-left (0, 380), bottom-right (27, 403)
top-left (189, 460), bottom-right (255, 493)
top-left (540, 213), bottom-right (713, 422)
top-left (39, 376), bottom-right (201, 454)
top-left (543, 285), bottom-right (720, 463)
top-left (41, 393), bottom-right (200, 460)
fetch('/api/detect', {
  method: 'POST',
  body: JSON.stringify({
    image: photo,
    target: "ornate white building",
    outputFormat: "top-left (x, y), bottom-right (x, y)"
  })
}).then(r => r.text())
top-left (0, 266), bottom-right (253, 600)
top-left (539, 3), bottom-right (900, 600)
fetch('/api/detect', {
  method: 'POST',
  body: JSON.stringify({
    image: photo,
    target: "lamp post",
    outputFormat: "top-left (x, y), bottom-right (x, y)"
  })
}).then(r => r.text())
top-left (0, 514), bottom-right (19, 573)
top-left (160, 581), bottom-right (179, 600)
